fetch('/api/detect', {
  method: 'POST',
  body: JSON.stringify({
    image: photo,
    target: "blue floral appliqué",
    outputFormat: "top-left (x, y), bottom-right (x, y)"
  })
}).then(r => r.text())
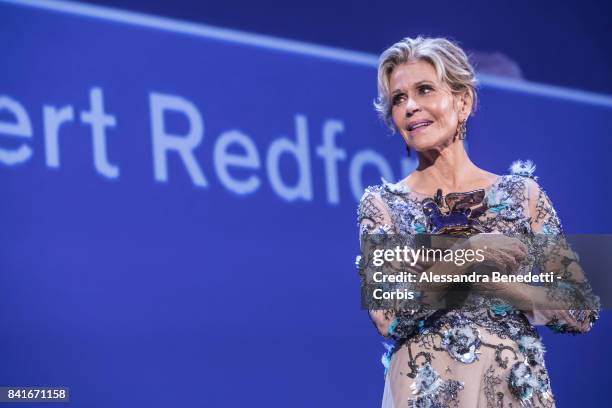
top-left (409, 363), bottom-right (465, 407)
top-left (410, 363), bottom-right (444, 397)
top-left (381, 342), bottom-right (395, 375)
top-left (508, 361), bottom-right (552, 405)
top-left (518, 336), bottom-right (546, 366)
top-left (490, 302), bottom-right (514, 317)
top-left (412, 222), bottom-right (427, 234)
top-left (486, 188), bottom-right (519, 220)
top-left (442, 325), bottom-right (482, 364)
top-left (509, 159), bottom-right (538, 180)
top-left (508, 362), bottom-right (539, 402)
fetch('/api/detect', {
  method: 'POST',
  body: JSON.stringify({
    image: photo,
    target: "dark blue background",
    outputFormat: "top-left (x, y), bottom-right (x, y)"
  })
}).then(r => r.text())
top-left (79, 0), bottom-right (612, 96)
top-left (1, 1), bottom-right (611, 407)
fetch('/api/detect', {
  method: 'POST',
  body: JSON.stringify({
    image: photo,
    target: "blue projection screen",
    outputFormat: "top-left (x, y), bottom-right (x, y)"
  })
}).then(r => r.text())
top-left (1, 1), bottom-right (611, 407)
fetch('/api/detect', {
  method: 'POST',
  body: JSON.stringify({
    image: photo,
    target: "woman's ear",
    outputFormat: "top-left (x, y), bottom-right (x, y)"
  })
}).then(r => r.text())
top-left (458, 91), bottom-right (473, 121)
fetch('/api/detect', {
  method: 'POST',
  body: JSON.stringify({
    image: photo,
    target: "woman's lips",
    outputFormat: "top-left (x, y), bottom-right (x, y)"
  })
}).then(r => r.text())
top-left (408, 121), bottom-right (433, 134)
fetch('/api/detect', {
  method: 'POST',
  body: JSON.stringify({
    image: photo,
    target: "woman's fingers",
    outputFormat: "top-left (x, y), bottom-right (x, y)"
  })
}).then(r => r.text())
top-left (489, 247), bottom-right (518, 274)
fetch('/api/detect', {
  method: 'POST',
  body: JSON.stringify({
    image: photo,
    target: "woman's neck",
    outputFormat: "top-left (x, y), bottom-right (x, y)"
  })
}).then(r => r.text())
top-left (409, 143), bottom-right (491, 194)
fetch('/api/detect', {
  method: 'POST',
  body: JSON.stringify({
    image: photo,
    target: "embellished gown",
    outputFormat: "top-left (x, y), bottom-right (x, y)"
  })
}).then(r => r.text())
top-left (357, 163), bottom-right (600, 408)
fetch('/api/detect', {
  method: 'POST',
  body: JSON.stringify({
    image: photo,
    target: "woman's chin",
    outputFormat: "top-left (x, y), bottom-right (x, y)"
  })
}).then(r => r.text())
top-left (411, 142), bottom-right (444, 153)
top-left (409, 136), bottom-right (455, 152)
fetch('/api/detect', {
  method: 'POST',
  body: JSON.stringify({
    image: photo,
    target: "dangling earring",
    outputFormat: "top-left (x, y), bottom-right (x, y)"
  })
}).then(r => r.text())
top-left (456, 119), bottom-right (467, 140)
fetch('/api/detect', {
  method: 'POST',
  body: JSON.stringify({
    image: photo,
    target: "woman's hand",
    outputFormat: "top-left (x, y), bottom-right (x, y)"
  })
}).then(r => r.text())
top-left (466, 233), bottom-right (528, 275)
top-left (461, 234), bottom-right (530, 303)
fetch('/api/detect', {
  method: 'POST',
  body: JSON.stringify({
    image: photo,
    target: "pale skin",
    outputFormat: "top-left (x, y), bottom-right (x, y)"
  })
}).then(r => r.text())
top-left (389, 59), bottom-right (496, 194)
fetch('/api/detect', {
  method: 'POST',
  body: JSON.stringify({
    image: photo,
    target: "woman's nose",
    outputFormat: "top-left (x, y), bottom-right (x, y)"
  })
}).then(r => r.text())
top-left (404, 97), bottom-right (420, 117)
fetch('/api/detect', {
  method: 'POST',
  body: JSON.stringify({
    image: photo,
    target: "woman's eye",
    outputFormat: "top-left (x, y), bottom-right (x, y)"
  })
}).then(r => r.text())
top-left (419, 85), bottom-right (433, 94)
top-left (392, 95), bottom-right (406, 105)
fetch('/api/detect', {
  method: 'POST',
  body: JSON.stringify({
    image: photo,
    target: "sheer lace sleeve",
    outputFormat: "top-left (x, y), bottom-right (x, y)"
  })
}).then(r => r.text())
top-left (357, 186), bottom-right (436, 340)
top-left (357, 186), bottom-right (397, 338)
top-left (525, 178), bottom-right (600, 334)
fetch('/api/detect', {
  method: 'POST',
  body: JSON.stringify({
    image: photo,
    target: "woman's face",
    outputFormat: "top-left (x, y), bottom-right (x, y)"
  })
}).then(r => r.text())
top-left (389, 59), bottom-right (470, 152)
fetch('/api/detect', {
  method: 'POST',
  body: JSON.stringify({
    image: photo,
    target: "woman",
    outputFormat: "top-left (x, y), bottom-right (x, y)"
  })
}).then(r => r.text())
top-left (357, 37), bottom-right (600, 408)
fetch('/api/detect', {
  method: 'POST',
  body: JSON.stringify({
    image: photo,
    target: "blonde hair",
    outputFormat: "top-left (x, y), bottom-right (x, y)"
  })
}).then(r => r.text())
top-left (374, 36), bottom-right (478, 129)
